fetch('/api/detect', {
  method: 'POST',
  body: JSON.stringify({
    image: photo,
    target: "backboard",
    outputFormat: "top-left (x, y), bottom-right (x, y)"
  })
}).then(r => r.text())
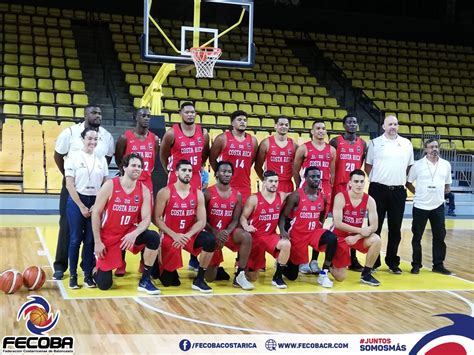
top-left (141, 0), bottom-right (255, 68)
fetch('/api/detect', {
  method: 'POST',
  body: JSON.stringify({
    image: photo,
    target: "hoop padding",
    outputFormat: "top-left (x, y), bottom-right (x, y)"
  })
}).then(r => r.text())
top-left (190, 47), bottom-right (222, 78)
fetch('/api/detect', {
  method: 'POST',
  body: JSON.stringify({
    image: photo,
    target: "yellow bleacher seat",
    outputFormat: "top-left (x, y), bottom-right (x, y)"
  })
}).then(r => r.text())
top-left (3, 104), bottom-right (20, 115)
top-left (464, 140), bottom-right (474, 151)
top-left (57, 107), bottom-right (74, 117)
top-left (38, 79), bottom-right (53, 91)
top-left (71, 81), bottom-right (86, 92)
top-left (5, 77), bottom-right (20, 88)
top-left (56, 93), bottom-right (72, 105)
top-left (129, 85), bottom-right (144, 97)
top-left (68, 69), bottom-right (83, 80)
top-left (73, 94), bottom-right (88, 106)
top-left (20, 66), bottom-right (35, 77)
top-left (54, 80), bottom-right (70, 91)
top-left (217, 116), bottom-right (230, 126)
top-left (39, 106), bottom-right (56, 117)
top-left (4, 90), bottom-right (20, 102)
top-left (21, 91), bottom-right (38, 103)
top-left (36, 67), bottom-right (51, 78)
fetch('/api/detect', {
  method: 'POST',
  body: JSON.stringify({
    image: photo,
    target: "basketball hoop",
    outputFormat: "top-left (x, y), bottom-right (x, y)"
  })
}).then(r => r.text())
top-left (190, 47), bottom-right (222, 78)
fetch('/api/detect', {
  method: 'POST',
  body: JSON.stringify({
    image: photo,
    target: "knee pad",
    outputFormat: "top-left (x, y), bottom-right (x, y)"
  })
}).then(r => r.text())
top-left (198, 231), bottom-right (216, 252)
top-left (144, 230), bottom-right (160, 250)
top-left (94, 270), bottom-right (113, 290)
top-left (283, 262), bottom-right (299, 281)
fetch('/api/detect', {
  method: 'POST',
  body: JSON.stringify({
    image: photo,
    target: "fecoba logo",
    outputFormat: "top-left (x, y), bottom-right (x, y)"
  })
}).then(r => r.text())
top-left (2, 295), bottom-right (74, 353)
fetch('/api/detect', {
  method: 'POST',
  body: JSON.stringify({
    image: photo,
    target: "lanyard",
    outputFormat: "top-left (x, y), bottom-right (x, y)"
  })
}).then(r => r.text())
top-left (82, 151), bottom-right (96, 189)
top-left (426, 158), bottom-right (439, 187)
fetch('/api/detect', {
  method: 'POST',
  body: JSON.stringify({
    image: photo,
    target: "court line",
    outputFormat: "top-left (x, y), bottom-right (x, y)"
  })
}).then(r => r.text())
top-left (35, 227), bottom-right (70, 300)
top-left (446, 291), bottom-right (474, 316)
top-left (133, 296), bottom-right (291, 334)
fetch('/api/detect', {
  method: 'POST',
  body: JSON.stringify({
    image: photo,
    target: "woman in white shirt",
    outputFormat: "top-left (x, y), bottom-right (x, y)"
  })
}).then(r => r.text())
top-left (65, 127), bottom-right (108, 289)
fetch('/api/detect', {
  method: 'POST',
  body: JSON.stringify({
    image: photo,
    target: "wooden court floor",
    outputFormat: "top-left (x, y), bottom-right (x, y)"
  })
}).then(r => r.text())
top-left (0, 216), bottom-right (472, 351)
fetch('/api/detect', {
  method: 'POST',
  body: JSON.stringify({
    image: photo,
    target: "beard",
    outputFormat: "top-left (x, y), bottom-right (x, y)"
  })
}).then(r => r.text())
top-left (178, 176), bottom-right (191, 184)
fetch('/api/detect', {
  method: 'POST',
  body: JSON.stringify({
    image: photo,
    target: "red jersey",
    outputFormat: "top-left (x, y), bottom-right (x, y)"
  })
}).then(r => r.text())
top-left (289, 188), bottom-right (325, 236)
top-left (163, 184), bottom-right (198, 235)
top-left (265, 135), bottom-right (295, 183)
top-left (168, 123), bottom-right (205, 188)
top-left (332, 190), bottom-right (369, 238)
top-left (334, 135), bottom-right (365, 186)
top-left (301, 142), bottom-right (332, 182)
top-left (124, 130), bottom-right (156, 190)
top-left (219, 131), bottom-right (255, 199)
top-left (207, 185), bottom-right (239, 231)
top-left (248, 192), bottom-right (282, 238)
top-left (101, 177), bottom-right (143, 244)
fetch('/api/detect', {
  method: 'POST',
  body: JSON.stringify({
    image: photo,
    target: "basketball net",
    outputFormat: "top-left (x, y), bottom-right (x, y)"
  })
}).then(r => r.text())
top-left (190, 47), bottom-right (222, 78)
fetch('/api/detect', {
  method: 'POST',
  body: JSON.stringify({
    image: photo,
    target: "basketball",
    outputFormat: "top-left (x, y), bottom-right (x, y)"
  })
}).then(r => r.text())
top-left (22, 266), bottom-right (46, 291)
top-left (29, 307), bottom-right (49, 327)
top-left (0, 269), bottom-right (24, 294)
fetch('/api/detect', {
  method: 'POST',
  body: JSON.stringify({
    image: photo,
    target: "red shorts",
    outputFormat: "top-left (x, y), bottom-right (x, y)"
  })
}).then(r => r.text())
top-left (247, 233), bottom-right (280, 271)
top-left (278, 179), bottom-right (294, 193)
top-left (331, 183), bottom-right (348, 211)
top-left (96, 237), bottom-right (144, 272)
top-left (168, 172), bottom-right (202, 190)
top-left (289, 228), bottom-right (328, 265)
top-left (209, 230), bottom-right (241, 267)
top-left (160, 233), bottom-right (202, 272)
top-left (332, 236), bottom-right (369, 268)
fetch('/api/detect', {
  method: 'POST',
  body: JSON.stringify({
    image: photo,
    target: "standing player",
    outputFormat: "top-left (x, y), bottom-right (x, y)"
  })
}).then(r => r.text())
top-left (330, 169), bottom-right (382, 286)
top-left (209, 110), bottom-right (258, 203)
top-left (255, 116), bottom-right (296, 193)
top-left (329, 115), bottom-right (367, 271)
top-left (91, 153), bottom-right (161, 294)
top-left (292, 119), bottom-right (336, 274)
top-left (153, 160), bottom-right (216, 293)
top-left (160, 102), bottom-right (210, 189)
top-left (204, 161), bottom-right (254, 290)
top-left (114, 107), bottom-right (160, 276)
top-left (240, 171), bottom-right (291, 289)
top-left (278, 167), bottom-right (337, 288)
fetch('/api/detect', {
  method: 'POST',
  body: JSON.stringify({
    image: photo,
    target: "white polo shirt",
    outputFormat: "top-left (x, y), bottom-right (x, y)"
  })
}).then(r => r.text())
top-left (55, 122), bottom-right (115, 159)
top-left (407, 156), bottom-right (452, 210)
top-left (366, 134), bottom-right (414, 186)
top-left (64, 151), bottom-right (109, 196)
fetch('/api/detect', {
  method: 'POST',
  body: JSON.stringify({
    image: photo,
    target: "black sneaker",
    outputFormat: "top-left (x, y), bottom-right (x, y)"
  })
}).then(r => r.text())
top-left (432, 266), bottom-right (453, 275)
top-left (360, 273), bottom-right (380, 286)
top-left (84, 276), bottom-right (97, 288)
top-left (215, 267), bottom-right (230, 281)
top-left (192, 278), bottom-right (213, 293)
top-left (271, 277), bottom-right (288, 289)
top-left (53, 270), bottom-right (64, 280)
top-left (69, 276), bottom-right (80, 289)
top-left (348, 260), bottom-right (364, 272)
top-left (388, 266), bottom-right (402, 274)
top-left (410, 266), bottom-right (420, 274)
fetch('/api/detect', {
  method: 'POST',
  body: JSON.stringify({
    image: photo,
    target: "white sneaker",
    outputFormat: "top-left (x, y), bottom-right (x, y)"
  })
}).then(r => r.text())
top-left (309, 260), bottom-right (320, 274)
top-left (233, 271), bottom-right (255, 290)
top-left (299, 263), bottom-right (312, 274)
top-left (317, 271), bottom-right (334, 288)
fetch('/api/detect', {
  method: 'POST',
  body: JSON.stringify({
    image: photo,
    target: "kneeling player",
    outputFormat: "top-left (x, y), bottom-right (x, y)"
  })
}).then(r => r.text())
top-left (278, 167), bottom-right (338, 288)
top-left (330, 169), bottom-right (381, 286)
top-left (204, 161), bottom-right (254, 290)
top-left (240, 171), bottom-right (291, 289)
top-left (91, 153), bottom-right (161, 295)
top-left (153, 160), bottom-right (216, 293)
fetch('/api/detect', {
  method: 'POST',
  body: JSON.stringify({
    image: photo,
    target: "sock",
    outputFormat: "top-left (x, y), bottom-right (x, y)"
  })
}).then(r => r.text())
top-left (322, 260), bottom-right (331, 270)
top-left (311, 249), bottom-right (319, 261)
top-left (235, 267), bottom-right (244, 275)
top-left (274, 263), bottom-right (286, 279)
top-left (197, 266), bottom-right (206, 281)
top-left (362, 266), bottom-right (372, 277)
top-left (141, 264), bottom-right (152, 280)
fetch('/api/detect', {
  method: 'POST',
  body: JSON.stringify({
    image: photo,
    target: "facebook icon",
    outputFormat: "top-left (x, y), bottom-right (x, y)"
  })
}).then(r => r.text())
top-left (179, 339), bottom-right (191, 351)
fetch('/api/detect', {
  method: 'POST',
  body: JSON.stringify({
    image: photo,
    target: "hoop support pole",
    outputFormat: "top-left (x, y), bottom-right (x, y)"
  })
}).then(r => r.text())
top-left (141, 63), bottom-right (176, 115)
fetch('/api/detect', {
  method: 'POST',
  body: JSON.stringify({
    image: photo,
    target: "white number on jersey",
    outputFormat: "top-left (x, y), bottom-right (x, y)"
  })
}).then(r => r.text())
top-left (345, 162), bottom-right (355, 172)
top-left (120, 215), bottom-right (131, 225)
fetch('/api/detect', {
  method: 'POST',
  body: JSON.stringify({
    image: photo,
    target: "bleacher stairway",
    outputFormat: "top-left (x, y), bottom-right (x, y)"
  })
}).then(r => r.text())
top-left (71, 21), bottom-right (133, 126)
top-left (287, 38), bottom-right (381, 134)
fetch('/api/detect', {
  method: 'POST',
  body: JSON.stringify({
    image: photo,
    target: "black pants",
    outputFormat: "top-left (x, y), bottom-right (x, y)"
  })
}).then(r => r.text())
top-left (411, 204), bottom-right (446, 268)
top-left (54, 179), bottom-right (69, 273)
top-left (368, 182), bottom-right (407, 268)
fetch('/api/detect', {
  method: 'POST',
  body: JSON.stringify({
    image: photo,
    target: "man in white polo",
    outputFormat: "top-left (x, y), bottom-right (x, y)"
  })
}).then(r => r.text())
top-left (53, 104), bottom-right (115, 280)
top-left (406, 138), bottom-right (453, 275)
top-left (365, 115), bottom-right (414, 274)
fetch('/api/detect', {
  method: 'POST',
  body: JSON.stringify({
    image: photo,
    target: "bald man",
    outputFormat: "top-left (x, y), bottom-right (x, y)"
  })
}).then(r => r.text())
top-left (365, 115), bottom-right (414, 274)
